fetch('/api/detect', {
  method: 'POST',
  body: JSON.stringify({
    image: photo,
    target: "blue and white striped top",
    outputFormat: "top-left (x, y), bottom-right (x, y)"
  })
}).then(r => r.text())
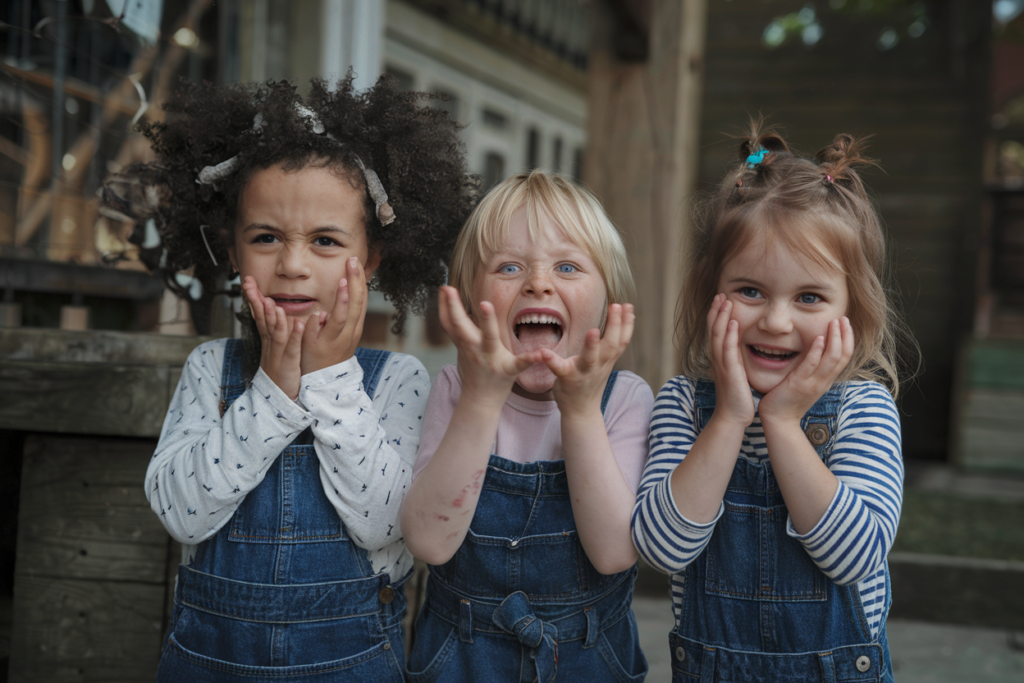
top-left (631, 377), bottom-right (903, 639)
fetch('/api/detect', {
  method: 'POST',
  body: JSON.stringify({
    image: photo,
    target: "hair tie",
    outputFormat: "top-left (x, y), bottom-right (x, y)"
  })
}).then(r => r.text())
top-left (745, 148), bottom-right (770, 168)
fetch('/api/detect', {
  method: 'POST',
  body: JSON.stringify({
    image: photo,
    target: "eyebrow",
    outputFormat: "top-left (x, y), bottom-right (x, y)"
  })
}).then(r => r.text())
top-left (241, 223), bottom-right (354, 238)
top-left (725, 276), bottom-right (836, 293)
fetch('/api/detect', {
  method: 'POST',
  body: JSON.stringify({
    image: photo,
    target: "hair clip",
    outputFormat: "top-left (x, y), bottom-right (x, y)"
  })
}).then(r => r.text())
top-left (197, 105), bottom-right (397, 226)
top-left (745, 148), bottom-right (770, 168)
top-left (825, 174), bottom-right (833, 183)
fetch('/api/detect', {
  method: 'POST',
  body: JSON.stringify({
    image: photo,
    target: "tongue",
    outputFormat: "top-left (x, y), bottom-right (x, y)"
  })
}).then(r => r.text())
top-left (517, 324), bottom-right (561, 352)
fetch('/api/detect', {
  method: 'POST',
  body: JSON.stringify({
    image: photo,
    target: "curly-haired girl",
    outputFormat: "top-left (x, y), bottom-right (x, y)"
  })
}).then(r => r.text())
top-left (116, 76), bottom-right (474, 681)
top-left (631, 125), bottom-right (915, 683)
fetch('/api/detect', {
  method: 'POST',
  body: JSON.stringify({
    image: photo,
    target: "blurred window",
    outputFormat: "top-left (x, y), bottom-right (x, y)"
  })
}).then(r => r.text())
top-left (483, 152), bottom-right (506, 192)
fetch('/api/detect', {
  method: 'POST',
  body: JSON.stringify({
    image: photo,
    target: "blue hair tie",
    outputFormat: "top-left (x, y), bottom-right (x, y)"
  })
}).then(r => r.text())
top-left (745, 148), bottom-right (770, 168)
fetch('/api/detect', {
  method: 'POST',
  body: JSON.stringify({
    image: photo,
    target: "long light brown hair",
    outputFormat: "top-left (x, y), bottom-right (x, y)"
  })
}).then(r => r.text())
top-left (676, 123), bottom-right (918, 396)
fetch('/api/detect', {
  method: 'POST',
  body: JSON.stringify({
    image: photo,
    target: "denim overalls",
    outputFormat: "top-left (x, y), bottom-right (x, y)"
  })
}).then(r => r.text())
top-left (406, 371), bottom-right (648, 683)
top-left (669, 381), bottom-right (893, 683)
top-left (157, 339), bottom-right (407, 682)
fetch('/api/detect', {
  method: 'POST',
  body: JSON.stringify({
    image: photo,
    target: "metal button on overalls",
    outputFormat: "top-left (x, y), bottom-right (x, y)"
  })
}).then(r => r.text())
top-left (856, 655), bottom-right (871, 672)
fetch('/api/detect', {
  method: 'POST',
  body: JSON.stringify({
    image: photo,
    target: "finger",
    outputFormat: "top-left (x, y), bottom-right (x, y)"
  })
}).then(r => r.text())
top-left (302, 312), bottom-right (320, 348)
top-left (477, 301), bottom-right (505, 352)
top-left (244, 279), bottom-right (271, 338)
top-left (619, 303), bottom-right (636, 349)
top-left (344, 257), bottom-right (368, 345)
top-left (602, 304), bottom-right (623, 348)
top-left (509, 350), bottom-right (544, 375)
top-left (710, 299), bottom-right (732, 354)
top-left (801, 335), bottom-right (827, 376)
top-left (324, 277), bottom-right (350, 336)
top-left (706, 293), bottom-right (724, 332)
top-left (284, 316), bottom-right (304, 366)
top-left (538, 348), bottom-right (573, 376)
top-left (439, 286), bottom-right (479, 342)
top-left (579, 328), bottom-right (602, 371)
top-left (840, 317), bottom-right (855, 366)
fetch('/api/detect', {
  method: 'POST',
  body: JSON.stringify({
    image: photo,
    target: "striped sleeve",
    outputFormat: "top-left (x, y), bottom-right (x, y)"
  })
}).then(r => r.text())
top-left (786, 381), bottom-right (904, 587)
top-left (631, 376), bottom-right (723, 575)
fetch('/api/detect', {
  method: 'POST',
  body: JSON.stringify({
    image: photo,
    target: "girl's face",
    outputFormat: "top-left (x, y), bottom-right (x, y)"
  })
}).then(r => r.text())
top-left (229, 163), bottom-right (379, 319)
top-left (471, 205), bottom-right (608, 399)
top-left (717, 233), bottom-right (849, 394)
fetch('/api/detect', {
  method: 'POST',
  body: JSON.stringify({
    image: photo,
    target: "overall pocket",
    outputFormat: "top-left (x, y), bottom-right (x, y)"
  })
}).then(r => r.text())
top-left (705, 502), bottom-right (826, 602)
top-left (445, 527), bottom-right (589, 599)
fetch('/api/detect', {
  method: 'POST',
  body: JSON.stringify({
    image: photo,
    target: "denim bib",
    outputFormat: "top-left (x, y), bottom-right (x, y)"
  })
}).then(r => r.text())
top-left (669, 381), bottom-right (893, 683)
top-left (407, 372), bottom-right (649, 683)
top-left (157, 339), bottom-right (407, 682)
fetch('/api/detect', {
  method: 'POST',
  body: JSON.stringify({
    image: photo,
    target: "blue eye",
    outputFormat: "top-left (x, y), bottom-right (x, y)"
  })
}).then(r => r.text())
top-left (799, 293), bottom-right (821, 305)
top-left (498, 264), bottom-right (520, 275)
top-left (557, 263), bottom-right (577, 274)
top-left (740, 287), bottom-right (761, 298)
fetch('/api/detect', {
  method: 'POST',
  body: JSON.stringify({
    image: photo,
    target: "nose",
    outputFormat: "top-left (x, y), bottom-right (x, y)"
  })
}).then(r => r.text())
top-left (758, 302), bottom-right (792, 335)
top-left (276, 242), bottom-right (311, 279)
top-left (523, 268), bottom-right (553, 296)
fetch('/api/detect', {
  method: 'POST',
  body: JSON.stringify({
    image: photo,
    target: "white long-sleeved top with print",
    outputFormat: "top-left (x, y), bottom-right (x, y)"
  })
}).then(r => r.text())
top-left (146, 338), bottom-right (429, 581)
top-left (631, 377), bottom-right (903, 638)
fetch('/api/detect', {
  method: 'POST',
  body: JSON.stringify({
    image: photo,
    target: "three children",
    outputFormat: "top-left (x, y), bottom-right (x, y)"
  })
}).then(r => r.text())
top-left (131, 77), bottom-right (909, 682)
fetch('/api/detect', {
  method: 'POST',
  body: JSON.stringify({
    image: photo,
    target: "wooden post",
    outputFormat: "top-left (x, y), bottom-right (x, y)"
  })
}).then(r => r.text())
top-left (583, 0), bottom-right (708, 391)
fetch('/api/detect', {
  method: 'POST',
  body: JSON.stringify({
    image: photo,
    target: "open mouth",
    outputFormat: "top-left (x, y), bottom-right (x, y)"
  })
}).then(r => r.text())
top-left (749, 345), bottom-right (797, 361)
top-left (514, 313), bottom-right (563, 351)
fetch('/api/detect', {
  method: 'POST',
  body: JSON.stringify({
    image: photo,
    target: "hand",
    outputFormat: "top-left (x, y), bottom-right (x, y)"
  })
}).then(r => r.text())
top-left (708, 294), bottom-right (755, 427)
top-left (539, 303), bottom-right (634, 419)
top-left (758, 317), bottom-right (854, 424)
top-left (242, 276), bottom-right (304, 399)
top-left (300, 257), bottom-right (367, 375)
top-left (436, 286), bottom-right (542, 406)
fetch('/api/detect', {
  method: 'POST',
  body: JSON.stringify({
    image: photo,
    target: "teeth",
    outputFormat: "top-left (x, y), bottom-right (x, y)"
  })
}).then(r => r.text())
top-left (752, 345), bottom-right (793, 356)
top-left (515, 313), bottom-right (561, 326)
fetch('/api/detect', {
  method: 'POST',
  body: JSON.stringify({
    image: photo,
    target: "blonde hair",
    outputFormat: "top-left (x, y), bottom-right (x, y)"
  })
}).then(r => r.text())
top-left (677, 125), bottom-right (918, 397)
top-left (449, 170), bottom-right (634, 313)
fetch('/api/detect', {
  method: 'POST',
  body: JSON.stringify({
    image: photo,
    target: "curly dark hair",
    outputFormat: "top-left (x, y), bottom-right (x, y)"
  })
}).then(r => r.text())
top-left (105, 75), bottom-right (476, 335)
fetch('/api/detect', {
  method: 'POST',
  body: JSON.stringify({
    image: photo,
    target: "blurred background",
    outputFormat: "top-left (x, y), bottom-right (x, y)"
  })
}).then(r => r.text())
top-left (0, 0), bottom-right (1022, 681)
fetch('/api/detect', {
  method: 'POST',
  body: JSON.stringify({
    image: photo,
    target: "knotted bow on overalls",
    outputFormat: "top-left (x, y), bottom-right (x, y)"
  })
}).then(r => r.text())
top-left (669, 381), bottom-right (894, 683)
top-left (157, 339), bottom-right (408, 682)
top-left (406, 372), bottom-right (649, 683)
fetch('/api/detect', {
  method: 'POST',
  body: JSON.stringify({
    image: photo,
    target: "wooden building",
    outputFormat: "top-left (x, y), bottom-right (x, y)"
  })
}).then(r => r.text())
top-left (1, 0), bottom-right (1019, 679)
top-left (587, 0), bottom-right (992, 462)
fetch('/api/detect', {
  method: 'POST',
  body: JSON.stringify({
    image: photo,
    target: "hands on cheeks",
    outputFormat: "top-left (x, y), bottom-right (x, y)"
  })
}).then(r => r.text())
top-left (299, 257), bottom-right (367, 376)
top-left (708, 294), bottom-right (756, 427)
top-left (436, 285), bottom-right (543, 406)
top-left (707, 292), bottom-right (855, 427)
top-left (757, 315), bottom-right (854, 423)
top-left (538, 303), bottom-right (635, 418)
top-left (241, 257), bottom-right (368, 400)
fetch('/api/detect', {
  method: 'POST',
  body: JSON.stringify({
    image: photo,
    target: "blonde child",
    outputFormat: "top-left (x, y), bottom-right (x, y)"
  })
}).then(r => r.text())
top-left (121, 77), bottom-right (473, 681)
top-left (632, 127), bottom-right (912, 683)
top-left (401, 171), bottom-right (652, 682)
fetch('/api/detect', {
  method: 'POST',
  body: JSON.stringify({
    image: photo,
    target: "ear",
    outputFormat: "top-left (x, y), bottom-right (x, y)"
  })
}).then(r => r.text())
top-left (363, 248), bottom-right (382, 281)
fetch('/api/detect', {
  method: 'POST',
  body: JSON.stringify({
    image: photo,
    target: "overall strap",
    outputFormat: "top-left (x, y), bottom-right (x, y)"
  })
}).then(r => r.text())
top-left (600, 370), bottom-right (619, 415)
top-left (353, 347), bottom-right (392, 399)
top-left (219, 338), bottom-right (248, 416)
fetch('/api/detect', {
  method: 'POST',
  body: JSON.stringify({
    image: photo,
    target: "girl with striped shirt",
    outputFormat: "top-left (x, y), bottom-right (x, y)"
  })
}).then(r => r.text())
top-left (631, 125), bottom-right (915, 683)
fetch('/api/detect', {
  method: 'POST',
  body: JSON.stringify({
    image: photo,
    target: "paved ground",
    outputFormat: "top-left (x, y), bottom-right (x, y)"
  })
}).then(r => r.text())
top-left (633, 595), bottom-right (1024, 682)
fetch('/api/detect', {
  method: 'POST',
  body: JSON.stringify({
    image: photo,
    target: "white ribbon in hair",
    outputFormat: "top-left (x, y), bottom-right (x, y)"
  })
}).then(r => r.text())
top-left (196, 105), bottom-right (395, 226)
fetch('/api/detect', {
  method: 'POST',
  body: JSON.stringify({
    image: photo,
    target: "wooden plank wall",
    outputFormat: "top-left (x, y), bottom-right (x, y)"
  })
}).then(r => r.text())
top-left (8, 435), bottom-right (171, 683)
top-left (691, 0), bottom-right (990, 459)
